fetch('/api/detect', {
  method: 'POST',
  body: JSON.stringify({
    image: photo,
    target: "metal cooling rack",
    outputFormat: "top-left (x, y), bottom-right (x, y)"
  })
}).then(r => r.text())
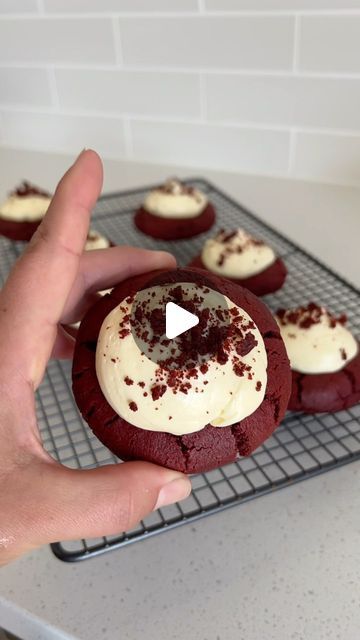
top-left (1, 178), bottom-right (359, 563)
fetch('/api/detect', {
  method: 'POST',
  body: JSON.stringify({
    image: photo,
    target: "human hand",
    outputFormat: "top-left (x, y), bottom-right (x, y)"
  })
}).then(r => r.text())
top-left (0, 150), bottom-right (191, 566)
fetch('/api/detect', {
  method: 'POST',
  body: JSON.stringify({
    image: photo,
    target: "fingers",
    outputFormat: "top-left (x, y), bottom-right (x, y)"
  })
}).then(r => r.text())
top-left (50, 326), bottom-right (75, 360)
top-left (61, 246), bottom-right (176, 324)
top-left (0, 150), bottom-right (103, 387)
top-left (9, 460), bottom-right (191, 550)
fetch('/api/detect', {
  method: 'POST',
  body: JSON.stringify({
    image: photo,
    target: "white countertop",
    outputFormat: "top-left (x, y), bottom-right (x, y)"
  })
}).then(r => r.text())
top-left (0, 147), bottom-right (359, 640)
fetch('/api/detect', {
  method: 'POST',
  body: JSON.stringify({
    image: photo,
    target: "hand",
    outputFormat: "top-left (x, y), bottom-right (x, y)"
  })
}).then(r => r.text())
top-left (0, 150), bottom-right (191, 566)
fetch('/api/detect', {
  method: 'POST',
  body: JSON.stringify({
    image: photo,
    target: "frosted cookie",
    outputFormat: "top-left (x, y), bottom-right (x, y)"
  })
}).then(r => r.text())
top-left (276, 303), bottom-right (360, 413)
top-left (189, 228), bottom-right (287, 296)
top-left (0, 181), bottom-right (51, 241)
top-left (72, 267), bottom-right (291, 474)
top-left (134, 179), bottom-right (215, 240)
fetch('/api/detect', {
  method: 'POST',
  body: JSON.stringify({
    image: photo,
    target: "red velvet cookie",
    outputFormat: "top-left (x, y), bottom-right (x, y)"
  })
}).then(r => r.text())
top-left (276, 303), bottom-right (360, 414)
top-left (188, 254), bottom-right (287, 297)
top-left (72, 268), bottom-right (291, 474)
top-left (0, 181), bottom-right (52, 241)
top-left (134, 179), bottom-right (215, 240)
top-left (188, 228), bottom-right (287, 296)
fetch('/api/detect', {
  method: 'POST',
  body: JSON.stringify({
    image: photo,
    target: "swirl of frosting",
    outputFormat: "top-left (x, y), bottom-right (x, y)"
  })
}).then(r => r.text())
top-left (95, 283), bottom-right (267, 436)
top-left (201, 228), bottom-right (276, 279)
top-left (85, 229), bottom-right (110, 251)
top-left (143, 179), bottom-right (207, 219)
top-left (276, 303), bottom-right (358, 374)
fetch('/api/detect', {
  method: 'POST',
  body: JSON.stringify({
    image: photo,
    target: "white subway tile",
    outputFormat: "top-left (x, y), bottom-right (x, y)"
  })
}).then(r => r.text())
top-left (206, 0), bottom-right (360, 9)
top-left (55, 69), bottom-right (200, 118)
top-left (0, 0), bottom-right (38, 12)
top-left (44, 0), bottom-right (198, 11)
top-left (206, 74), bottom-right (360, 131)
top-left (299, 16), bottom-right (360, 73)
top-left (120, 16), bottom-right (294, 70)
top-left (0, 18), bottom-right (116, 64)
top-left (0, 111), bottom-right (126, 156)
top-left (131, 120), bottom-right (289, 174)
top-left (294, 132), bottom-right (360, 183)
top-left (0, 67), bottom-right (52, 107)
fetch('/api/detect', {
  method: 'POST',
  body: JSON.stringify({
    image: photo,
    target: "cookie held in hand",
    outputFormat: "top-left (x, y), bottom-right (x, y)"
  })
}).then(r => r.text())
top-left (73, 268), bottom-right (291, 473)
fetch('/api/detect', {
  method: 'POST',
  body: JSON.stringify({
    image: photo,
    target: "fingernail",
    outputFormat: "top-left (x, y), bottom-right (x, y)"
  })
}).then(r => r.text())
top-left (155, 477), bottom-right (191, 510)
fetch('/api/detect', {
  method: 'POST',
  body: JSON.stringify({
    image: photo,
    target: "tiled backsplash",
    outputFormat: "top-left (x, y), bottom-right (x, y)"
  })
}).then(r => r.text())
top-left (1, 1), bottom-right (360, 185)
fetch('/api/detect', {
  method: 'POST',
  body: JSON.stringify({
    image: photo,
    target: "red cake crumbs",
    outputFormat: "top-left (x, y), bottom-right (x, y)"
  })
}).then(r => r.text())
top-left (151, 384), bottom-right (167, 401)
top-left (157, 178), bottom-right (203, 204)
top-left (129, 401), bottom-right (138, 412)
top-left (11, 180), bottom-right (50, 198)
top-left (340, 348), bottom-right (347, 361)
top-left (277, 303), bottom-right (348, 330)
top-left (256, 381), bottom-right (262, 391)
top-left (124, 376), bottom-right (133, 386)
top-left (111, 358), bottom-right (116, 363)
top-left (138, 381), bottom-right (145, 388)
top-left (213, 229), bottom-right (266, 268)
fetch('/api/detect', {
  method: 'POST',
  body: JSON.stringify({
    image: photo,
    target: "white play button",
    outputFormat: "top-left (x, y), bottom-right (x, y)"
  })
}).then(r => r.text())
top-left (165, 301), bottom-right (199, 340)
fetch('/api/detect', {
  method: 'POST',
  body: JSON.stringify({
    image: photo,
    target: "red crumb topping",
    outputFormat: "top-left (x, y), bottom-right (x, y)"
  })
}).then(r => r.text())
top-left (129, 401), bottom-right (138, 412)
top-left (213, 228), bottom-right (266, 268)
top-left (11, 180), bottom-right (50, 199)
top-left (340, 348), bottom-right (347, 360)
top-left (124, 376), bottom-right (133, 386)
top-left (277, 302), bottom-right (348, 330)
top-left (256, 381), bottom-right (262, 391)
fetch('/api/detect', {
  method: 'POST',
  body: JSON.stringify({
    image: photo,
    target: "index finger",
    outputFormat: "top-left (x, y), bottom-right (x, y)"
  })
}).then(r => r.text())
top-left (0, 149), bottom-right (103, 387)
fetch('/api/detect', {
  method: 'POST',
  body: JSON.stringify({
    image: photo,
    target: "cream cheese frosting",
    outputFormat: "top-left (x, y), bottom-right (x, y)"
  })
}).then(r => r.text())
top-left (0, 195), bottom-right (51, 221)
top-left (143, 179), bottom-right (207, 219)
top-left (201, 228), bottom-right (276, 279)
top-left (95, 283), bottom-right (267, 436)
top-left (85, 229), bottom-right (110, 251)
top-left (276, 303), bottom-right (358, 374)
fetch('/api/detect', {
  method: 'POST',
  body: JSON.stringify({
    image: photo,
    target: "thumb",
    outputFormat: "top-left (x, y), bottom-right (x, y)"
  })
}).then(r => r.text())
top-left (30, 460), bottom-right (191, 545)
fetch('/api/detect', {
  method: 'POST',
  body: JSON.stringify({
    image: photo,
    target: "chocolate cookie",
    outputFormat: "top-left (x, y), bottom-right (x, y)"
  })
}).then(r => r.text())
top-left (73, 268), bottom-right (291, 474)
top-left (188, 254), bottom-right (287, 297)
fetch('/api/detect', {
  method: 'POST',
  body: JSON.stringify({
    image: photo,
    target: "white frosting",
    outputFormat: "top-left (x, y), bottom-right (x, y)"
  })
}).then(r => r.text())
top-left (85, 229), bottom-right (110, 251)
top-left (95, 284), bottom-right (267, 436)
top-left (202, 228), bottom-right (276, 279)
top-left (0, 194), bottom-right (51, 221)
top-left (276, 307), bottom-right (358, 374)
top-left (143, 179), bottom-right (207, 219)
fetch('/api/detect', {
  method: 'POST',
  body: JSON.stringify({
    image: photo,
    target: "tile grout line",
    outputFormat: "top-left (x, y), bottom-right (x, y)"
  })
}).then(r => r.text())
top-left (112, 15), bottom-right (123, 67)
top-left (292, 13), bottom-right (301, 72)
top-left (2, 62), bottom-right (360, 80)
top-left (2, 9), bottom-right (360, 17)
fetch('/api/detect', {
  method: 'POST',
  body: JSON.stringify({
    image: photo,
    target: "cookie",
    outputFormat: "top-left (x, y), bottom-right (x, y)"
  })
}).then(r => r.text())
top-left (0, 181), bottom-right (52, 241)
top-left (73, 268), bottom-right (291, 474)
top-left (276, 303), bottom-right (360, 413)
top-left (188, 228), bottom-right (287, 296)
top-left (134, 179), bottom-right (215, 240)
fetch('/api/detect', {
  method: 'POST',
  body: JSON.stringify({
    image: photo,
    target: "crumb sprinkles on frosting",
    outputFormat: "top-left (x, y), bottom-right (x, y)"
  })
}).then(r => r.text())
top-left (95, 282), bottom-right (268, 436)
top-left (276, 302), bottom-right (358, 375)
top-left (0, 181), bottom-right (52, 222)
top-left (143, 179), bottom-right (208, 220)
top-left (201, 228), bottom-right (276, 279)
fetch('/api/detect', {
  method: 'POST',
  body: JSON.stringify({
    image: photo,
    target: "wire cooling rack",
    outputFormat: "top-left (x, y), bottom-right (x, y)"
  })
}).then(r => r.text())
top-left (1, 178), bottom-right (359, 563)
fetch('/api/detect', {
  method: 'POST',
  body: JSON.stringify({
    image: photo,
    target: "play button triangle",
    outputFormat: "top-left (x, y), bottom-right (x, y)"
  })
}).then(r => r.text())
top-left (165, 301), bottom-right (199, 340)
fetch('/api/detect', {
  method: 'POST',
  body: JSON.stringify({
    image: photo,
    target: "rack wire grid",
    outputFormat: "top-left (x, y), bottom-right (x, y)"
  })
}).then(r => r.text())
top-left (1, 178), bottom-right (359, 563)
